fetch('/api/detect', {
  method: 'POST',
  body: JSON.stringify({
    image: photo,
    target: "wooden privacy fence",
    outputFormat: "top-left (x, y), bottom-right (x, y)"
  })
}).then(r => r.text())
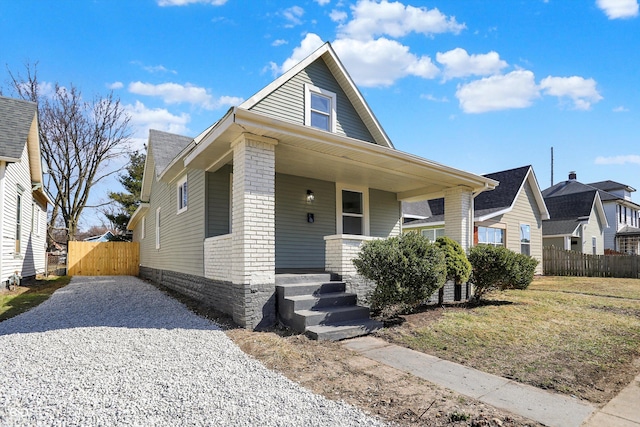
top-left (543, 246), bottom-right (640, 278)
top-left (68, 241), bottom-right (139, 276)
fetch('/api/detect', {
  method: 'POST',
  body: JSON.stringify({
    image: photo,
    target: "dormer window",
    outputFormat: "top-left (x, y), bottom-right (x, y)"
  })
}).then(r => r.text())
top-left (305, 84), bottom-right (336, 132)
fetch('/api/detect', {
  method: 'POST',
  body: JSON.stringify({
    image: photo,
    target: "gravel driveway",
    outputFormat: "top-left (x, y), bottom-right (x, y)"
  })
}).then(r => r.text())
top-left (0, 276), bottom-right (385, 426)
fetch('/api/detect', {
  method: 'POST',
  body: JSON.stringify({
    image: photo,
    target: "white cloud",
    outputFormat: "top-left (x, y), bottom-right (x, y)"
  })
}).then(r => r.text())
top-left (436, 48), bottom-right (508, 80)
top-left (275, 33), bottom-right (325, 74)
top-left (314, 0), bottom-right (331, 5)
top-left (274, 33), bottom-right (438, 87)
top-left (272, 39), bottom-right (288, 47)
top-left (330, 9), bottom-right (348, 22)
top-left (613, 105), bottom-right (630, 112)
top-left (131, 61), bottom-right (177, 74)
top-left (456, 70), bottom-right (540, 113)
top-left (339, 0), bottom-right (465, 41)
top-left (128, 81), bottom-right (242, 110)
top-left (157, 0), bottom-right (227, 6)
top-left (125, 101), bottom-right (191, 142)
top-left (539, 76), bottom-right (603, 110)
top-left (596, 0), bottom-right (639, 19)
top-left (333, 37), bottom-right (439, 86)
top-left (108, 81), bottom-right (124, 90)
top-left (420, 94), bottom-right (449, 102)
top-left (595, 154), bottom-right (640, 165)
top-left (282, 6), bottom-right (305, 26)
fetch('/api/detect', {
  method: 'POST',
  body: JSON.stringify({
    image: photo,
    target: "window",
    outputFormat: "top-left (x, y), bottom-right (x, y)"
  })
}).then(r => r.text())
top-left (592, 237), bottom-right (597, 255)
top-left (342, 190), bottom-right (363, 235)
top-left (421, 228), bottom-right (445, 242)
top-left (520, 224), bottom-right (531, 255)
top-left (477, 226), bottom-right (504, 246)
top-left (141, 216), bottom-right (146, 240)
top-left (305, 84), bottom-right (336, 132)
top-left (15, 192), bottom-right (22, 253)
top-left (155, 208), bottom-right (161, 249)
top-left (177, 175), bottom-right (188, 213)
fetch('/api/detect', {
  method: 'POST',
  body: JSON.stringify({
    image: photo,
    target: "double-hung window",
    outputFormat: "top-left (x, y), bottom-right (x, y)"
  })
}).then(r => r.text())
top-left (305, 84), bottom-right (336, 132)
top-left (177, 175), bottom-right (188, 214)
top-left (520, 224), bottom-right (531, 255)
top-left (421, 228), bottom-right (445, 242)
top-left (15, 190), bottom-right (22, 253)
top-left (155, 208), bottom-right (161, 250)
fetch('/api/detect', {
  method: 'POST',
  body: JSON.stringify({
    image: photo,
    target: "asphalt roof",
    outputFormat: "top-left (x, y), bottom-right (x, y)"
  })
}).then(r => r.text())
top-left (588, 180), bottom-right (635, 193)
top-left (149, 129), bottom-right (193, 177)
top-left (543, 190), bottom-right (597, 220)
top-left (542, 218), bottom-right (582, 236)
top-left (0, 96), bottom-right (37, 161)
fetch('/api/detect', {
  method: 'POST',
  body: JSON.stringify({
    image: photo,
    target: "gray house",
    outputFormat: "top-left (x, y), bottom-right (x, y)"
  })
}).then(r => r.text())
top-left (128, 43), bottom-right (497, 336)
top-left (542, 173), bottom-right (608, 254)
top-left (0, 96), bottom-right (50, 285)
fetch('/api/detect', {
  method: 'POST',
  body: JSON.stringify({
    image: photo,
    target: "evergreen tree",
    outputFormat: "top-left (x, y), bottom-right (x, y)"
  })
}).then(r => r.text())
top-left (105, 151), bottom-right (145, 236)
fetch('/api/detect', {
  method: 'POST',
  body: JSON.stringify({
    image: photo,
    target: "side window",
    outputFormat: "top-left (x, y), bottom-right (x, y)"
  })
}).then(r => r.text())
top-left (177, 175), bottom-right (188, 214)
top-left (520, 224), bottom-right (531, 255)
top-left (141, 216), bottom-right (146, 240)
top-left (15, 190), bottom-right (22, 253)
top-left (304, 84), bottom-right (336, 132)
top-left (155, 208), bottom-right (161, 249)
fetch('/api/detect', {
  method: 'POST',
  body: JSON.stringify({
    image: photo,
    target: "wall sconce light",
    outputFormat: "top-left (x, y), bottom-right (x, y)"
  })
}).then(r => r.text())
top-left (306, 190), bottom-right (315, 203)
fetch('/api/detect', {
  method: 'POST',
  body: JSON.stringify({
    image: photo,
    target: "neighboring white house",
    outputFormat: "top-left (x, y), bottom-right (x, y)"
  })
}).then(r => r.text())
top-left (128, 42), bottom-right (497, 332)
top-left (0, 96), bottom-right (50, 285)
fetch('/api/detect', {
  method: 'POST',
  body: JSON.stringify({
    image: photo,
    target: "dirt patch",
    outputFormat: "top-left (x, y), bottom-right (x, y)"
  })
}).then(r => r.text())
top-left (156, 284), bottom-right (540, 426)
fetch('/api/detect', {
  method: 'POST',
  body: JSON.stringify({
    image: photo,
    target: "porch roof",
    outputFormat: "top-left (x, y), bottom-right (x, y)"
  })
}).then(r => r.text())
top-left (184, 107), bottom-right (497, 201)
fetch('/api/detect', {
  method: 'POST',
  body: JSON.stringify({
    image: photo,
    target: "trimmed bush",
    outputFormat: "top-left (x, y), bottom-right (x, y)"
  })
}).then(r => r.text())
top-left (434, 236), bottom-right (471, 284)
top-left (353, 233), bottom-right (446, 317)
top-left (467, 244), bottom-right (538, 300)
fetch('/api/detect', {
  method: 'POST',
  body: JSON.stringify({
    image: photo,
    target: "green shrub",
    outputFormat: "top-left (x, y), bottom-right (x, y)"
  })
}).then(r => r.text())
top-left (353, 233), bottom-right (446, 317)
top-left (467, 245), bottom-right (538, 300)
top-left (434, 236), bottom-right (471, 284)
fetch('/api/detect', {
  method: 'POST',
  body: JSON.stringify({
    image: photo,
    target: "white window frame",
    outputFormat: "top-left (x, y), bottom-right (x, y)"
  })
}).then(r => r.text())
top-left (421, 228), bottom-right (445, 242)
top-left (155, 207), bottom-right (161, 250)
top-left (177, 175), bottom-right (188, 214)
top-left (304, 83), bottom-right (337, 132)
top-left (141, 216), bottom-right (146, 240)
top-left (336, 184), bottom-right (369, 236)
top-left (477, 226), bottom-right (505, 247)
top-left (520, 223), bottom-right (531, 255)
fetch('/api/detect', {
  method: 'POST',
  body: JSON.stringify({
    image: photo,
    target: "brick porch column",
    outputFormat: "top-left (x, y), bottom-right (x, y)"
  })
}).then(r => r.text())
top-left (230, 133), bottom-right (278, 330)
top-left (444, 186), bottom-right (474, 251)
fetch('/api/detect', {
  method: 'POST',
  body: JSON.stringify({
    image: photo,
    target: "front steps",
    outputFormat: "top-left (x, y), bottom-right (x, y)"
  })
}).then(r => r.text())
top-left (276, 273), bottom-right (382, 341)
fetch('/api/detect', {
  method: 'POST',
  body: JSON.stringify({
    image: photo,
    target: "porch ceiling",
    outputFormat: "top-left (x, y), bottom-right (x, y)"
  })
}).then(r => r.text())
top-left (184, 108), bottom-right (497, 201)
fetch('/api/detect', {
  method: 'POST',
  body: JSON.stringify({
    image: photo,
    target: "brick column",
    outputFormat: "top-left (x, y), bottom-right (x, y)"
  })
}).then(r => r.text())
top-left (444, 186), bottom-right (474, 251)
top-left (230, 133), bottom-right (278, 329)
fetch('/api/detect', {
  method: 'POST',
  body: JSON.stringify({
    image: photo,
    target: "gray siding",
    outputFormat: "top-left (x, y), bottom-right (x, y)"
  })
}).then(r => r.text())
top-left (137, 146), bottom-right (206, 276)
top-left (206, 165), bottom-right (231, 238)
top-left (369, 189), bottom-right (401, 238)
top-left (543, 236), bottom-right (565, 249)
top-left (275, 174), bottom-right (336, 269)
top-left (250, 59), bottom-right (376, 143)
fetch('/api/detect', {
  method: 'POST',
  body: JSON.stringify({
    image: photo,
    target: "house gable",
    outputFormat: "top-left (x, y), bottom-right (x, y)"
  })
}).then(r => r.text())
top-left (249, 59), bottom-right (376, 144)
top-left (240, 42), bottom-right (392, 148)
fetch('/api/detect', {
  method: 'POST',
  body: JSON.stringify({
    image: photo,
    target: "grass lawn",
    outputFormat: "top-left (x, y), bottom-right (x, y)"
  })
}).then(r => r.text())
top-left (376, 276), bottom-right (640, 404)
top-left (0, 276), bottom-right (72, 322)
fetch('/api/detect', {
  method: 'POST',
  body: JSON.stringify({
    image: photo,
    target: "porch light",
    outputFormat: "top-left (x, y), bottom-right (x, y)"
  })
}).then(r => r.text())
top-left (306, 190), bottom-right (315, 203)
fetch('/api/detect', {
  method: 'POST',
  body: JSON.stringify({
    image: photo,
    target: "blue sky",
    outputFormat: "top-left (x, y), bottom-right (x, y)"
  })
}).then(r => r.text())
top-left (2, 0), bottom-right (639, 229)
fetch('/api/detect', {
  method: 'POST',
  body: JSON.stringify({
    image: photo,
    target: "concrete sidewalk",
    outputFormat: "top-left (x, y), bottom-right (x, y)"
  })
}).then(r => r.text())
top-left (582, 373), bottom-right (640, 427)
top-left (343, 336), bottom-right (595, 427)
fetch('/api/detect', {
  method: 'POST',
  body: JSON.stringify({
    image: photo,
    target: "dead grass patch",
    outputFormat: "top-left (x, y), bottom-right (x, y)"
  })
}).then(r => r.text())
top-left (377, 276), bottom-right (640, 404)
top-left (0, 275), bottom-right (72, 322)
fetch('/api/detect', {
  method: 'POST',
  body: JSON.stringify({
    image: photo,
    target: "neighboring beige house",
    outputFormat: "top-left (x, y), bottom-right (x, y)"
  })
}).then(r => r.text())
top-left (128, 42), bottom-right (497, 338)
top-left (0, 96), bottom-right (50, 285)
top-left (404, 165), bottom-right (549, 274)
top-left (542, 172), bottom-right (609, 255)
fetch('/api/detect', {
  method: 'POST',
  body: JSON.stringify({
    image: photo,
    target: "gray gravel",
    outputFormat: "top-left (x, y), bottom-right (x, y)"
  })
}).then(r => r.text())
top-left (0, 276), bottom-right (386, 426)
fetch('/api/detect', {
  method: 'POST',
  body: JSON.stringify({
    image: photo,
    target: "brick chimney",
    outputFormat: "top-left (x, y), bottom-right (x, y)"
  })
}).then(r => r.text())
top-left (568, 171), bottom-right (577, 180)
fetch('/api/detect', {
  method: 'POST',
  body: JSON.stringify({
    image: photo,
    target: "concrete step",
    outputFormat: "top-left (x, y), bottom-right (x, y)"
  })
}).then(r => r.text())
top-left (305, 319), bottom-right (383, 341)
top-left (275, 273), bottom-right (339, 285)
top-left (291, 305), bottom-right (371, 331)
top-left (280, 292), bottom-right (357, 319)
top-left (276, 282), bottom-right (346, 297)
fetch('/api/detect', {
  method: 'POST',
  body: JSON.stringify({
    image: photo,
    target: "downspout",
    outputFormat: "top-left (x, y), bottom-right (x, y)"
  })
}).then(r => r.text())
top-left (0, 161), bottom-right (5, 284)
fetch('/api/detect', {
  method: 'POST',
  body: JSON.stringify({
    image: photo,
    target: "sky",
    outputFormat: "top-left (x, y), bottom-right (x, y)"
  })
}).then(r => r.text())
top-left (1, 0), bottom-right (639, 229)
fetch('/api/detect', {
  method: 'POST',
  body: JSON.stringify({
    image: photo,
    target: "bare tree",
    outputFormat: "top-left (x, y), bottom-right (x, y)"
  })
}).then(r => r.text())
top-left (5, 63), bottom-right (132, 241)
